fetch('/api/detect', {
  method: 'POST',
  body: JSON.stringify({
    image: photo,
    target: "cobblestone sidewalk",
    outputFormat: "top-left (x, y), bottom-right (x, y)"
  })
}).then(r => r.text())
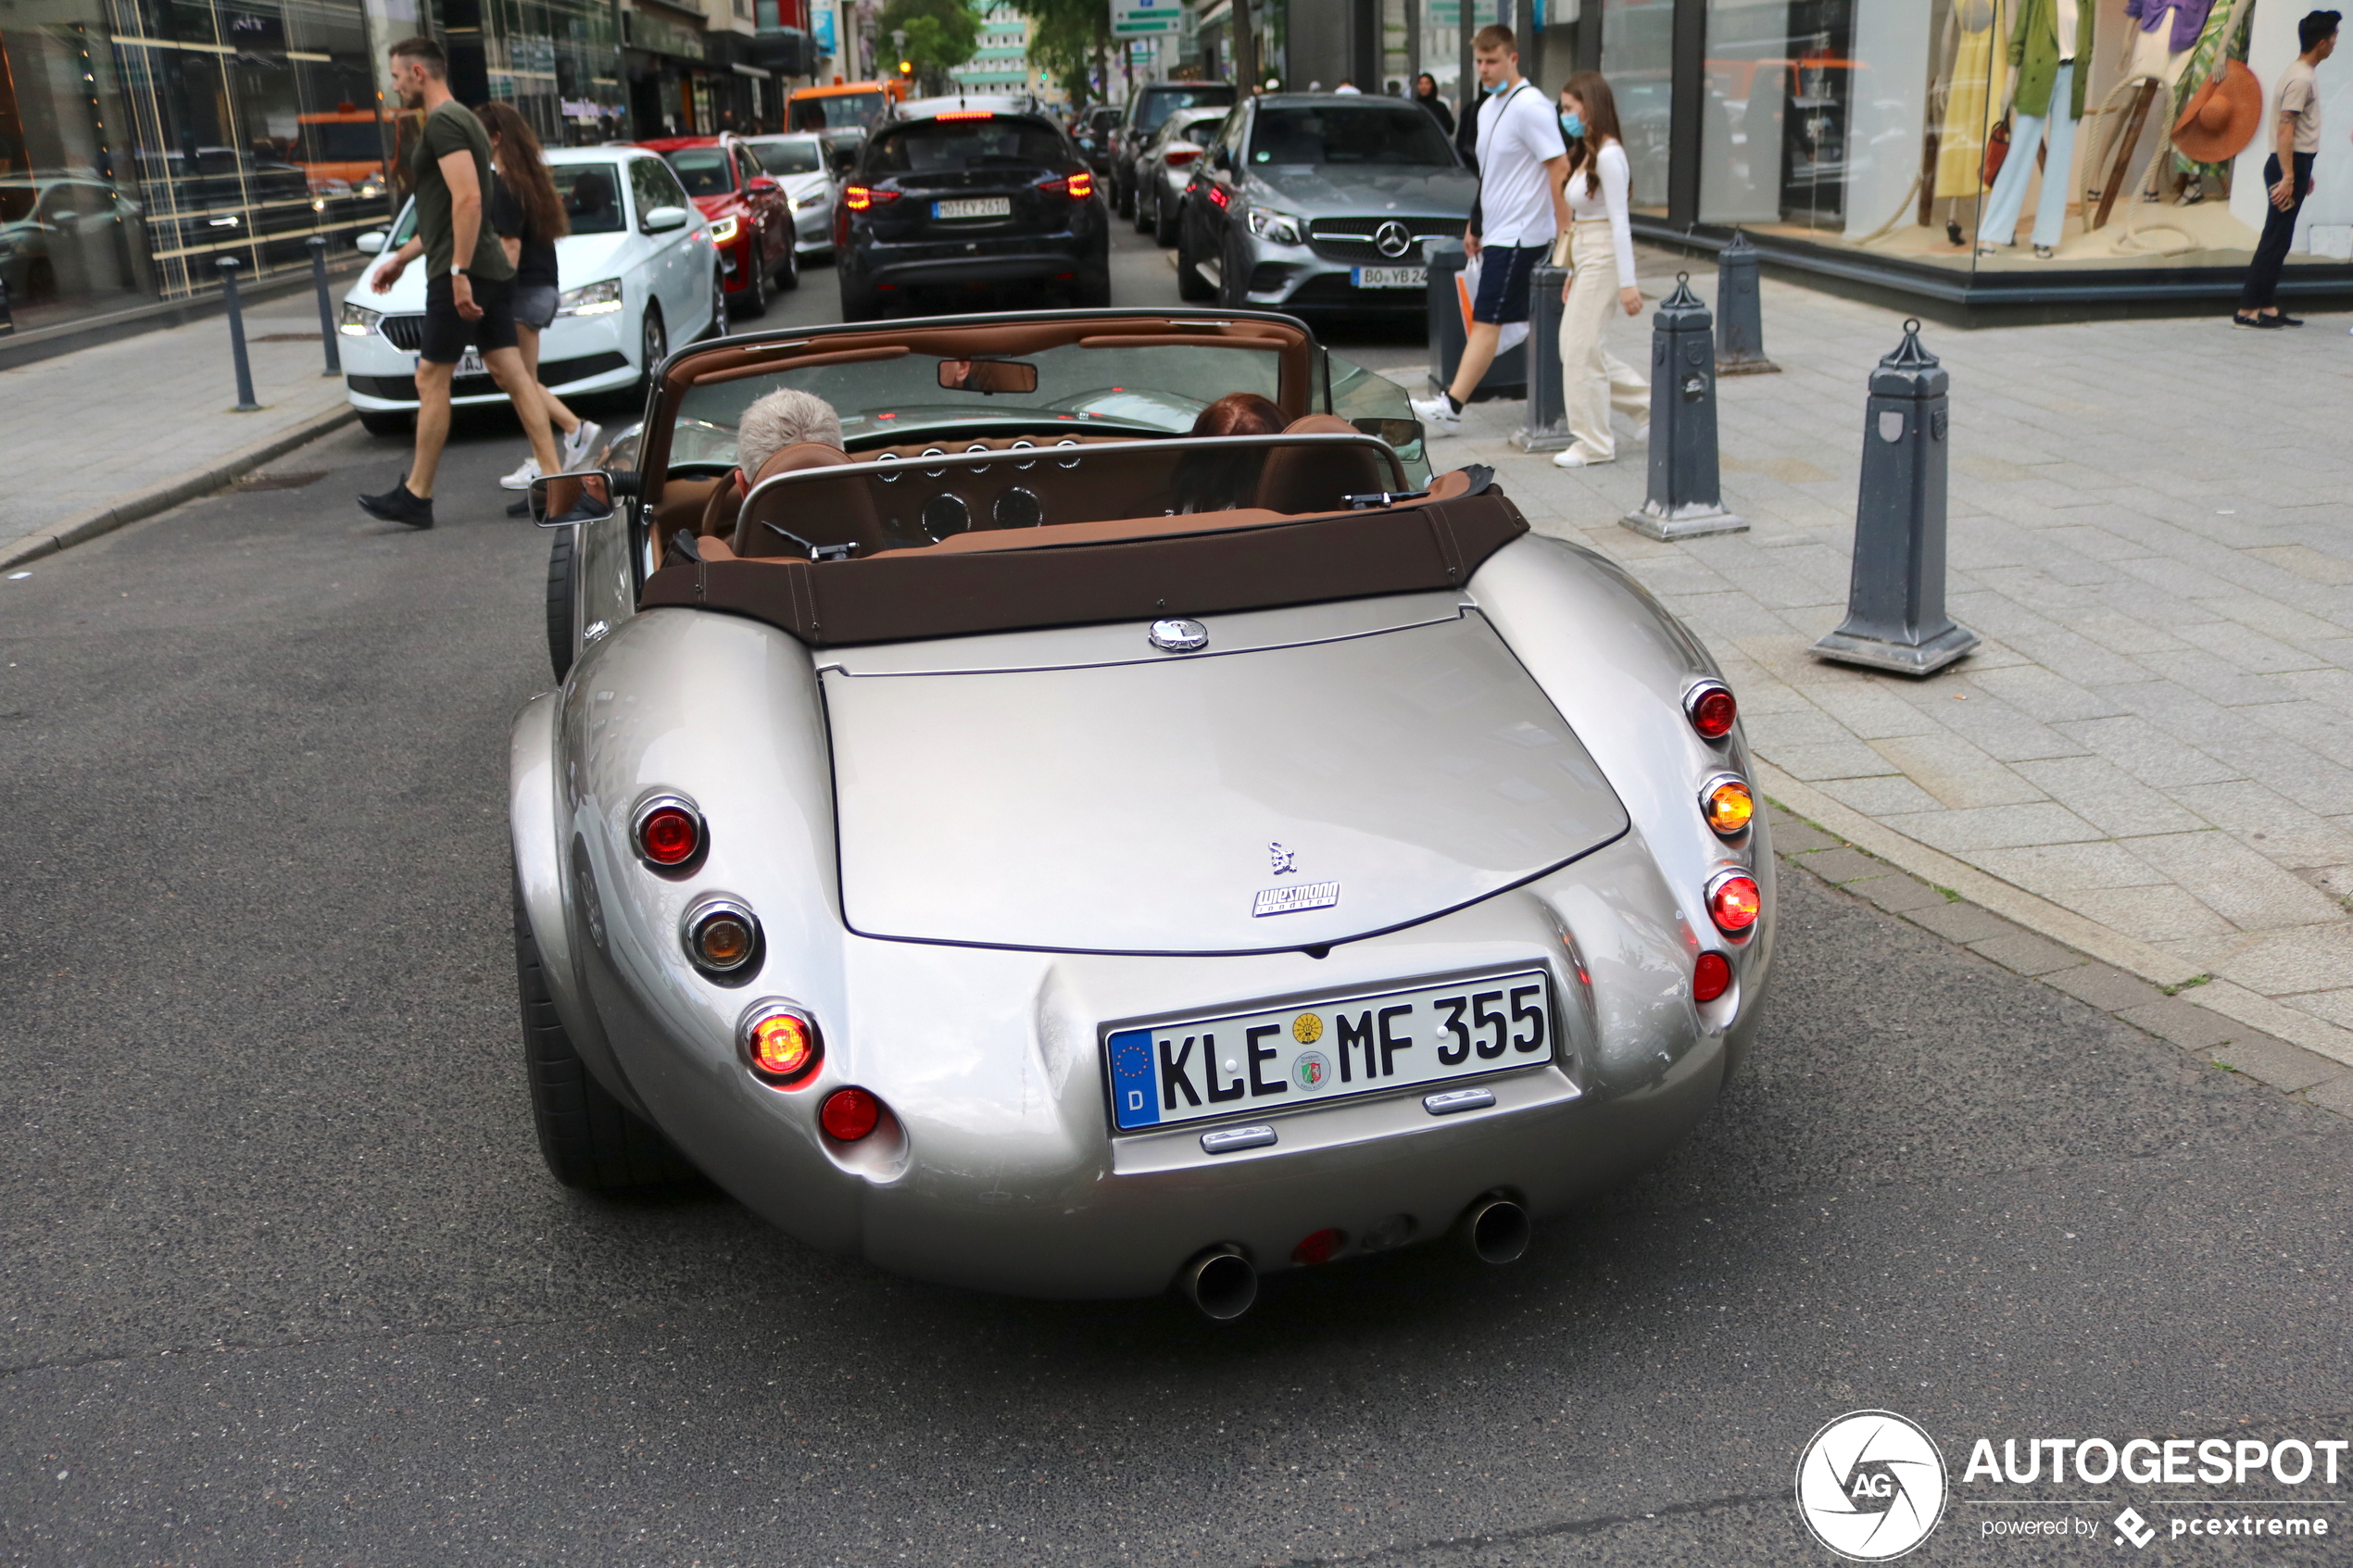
top-left (1380, 251), bottom-right (2353, 1066)
top-left (1, 305), bottom-right (355, 571)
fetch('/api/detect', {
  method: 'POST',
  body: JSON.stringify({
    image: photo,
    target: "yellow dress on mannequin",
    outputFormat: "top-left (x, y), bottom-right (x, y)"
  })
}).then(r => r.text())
top-left (1934, 0), bottom-right (2011, 198)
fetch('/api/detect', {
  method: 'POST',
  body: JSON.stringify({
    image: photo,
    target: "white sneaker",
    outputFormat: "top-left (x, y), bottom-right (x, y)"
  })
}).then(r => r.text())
top-left (561, 420), bottom-right (604, 470)
top-left (1408, 393), bottom-right (1463, 437)
top-left (1552, 446), bottom-right (1614, 469)
top-left (498, 456), bottom-right (543, 492)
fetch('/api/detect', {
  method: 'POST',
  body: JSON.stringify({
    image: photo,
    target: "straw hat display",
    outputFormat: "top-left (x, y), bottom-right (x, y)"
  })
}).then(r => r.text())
top-left (2171, 57), bottom-right (2264, 165)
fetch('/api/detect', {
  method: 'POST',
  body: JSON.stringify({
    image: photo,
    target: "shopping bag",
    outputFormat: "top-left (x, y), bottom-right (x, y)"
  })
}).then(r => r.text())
top-left (1454, 251), bottom-right (1481, 336)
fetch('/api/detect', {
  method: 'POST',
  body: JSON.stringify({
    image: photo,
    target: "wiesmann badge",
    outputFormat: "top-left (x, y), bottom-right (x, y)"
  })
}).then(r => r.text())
top-left (1253, 841), bottom-right (1338, 916)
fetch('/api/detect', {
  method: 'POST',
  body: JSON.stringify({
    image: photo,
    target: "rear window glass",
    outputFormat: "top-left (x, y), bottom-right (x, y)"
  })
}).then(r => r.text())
top-left (790, 91), bottom-right (885, 132)
top-left (1250, 106), bottom-right (1457, 167)
top-left (554, 163), bottom-right (627, 234)
top-left (663, 147), bottom-right (734, 197)
top-left (868, 119), bottom-right (1067, 175)
top-left (1135, 86), bottom-right (1233, 134)
top-left (749, 138), bottom-right (823, 175)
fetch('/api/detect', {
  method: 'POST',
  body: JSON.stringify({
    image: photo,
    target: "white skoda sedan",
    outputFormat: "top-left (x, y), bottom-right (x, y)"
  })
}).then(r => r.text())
top-left (337, 145), bottom-right (724, 436)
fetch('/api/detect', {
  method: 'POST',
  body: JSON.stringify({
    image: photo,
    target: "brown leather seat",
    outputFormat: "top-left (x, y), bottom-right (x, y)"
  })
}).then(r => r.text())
top-left (698, 473), bottom-right (746, 538)
top-left (733, 443), bottom-right (888, 560)
top-left (1255, 414), bottom-right (1391, 515)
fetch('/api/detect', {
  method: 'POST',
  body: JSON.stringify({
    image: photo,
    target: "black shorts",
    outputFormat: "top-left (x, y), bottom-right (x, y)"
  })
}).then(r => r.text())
top-left (420, 272), bottom-right (519, 364)
top-left (1470, 242), bottom-right (1546, 325)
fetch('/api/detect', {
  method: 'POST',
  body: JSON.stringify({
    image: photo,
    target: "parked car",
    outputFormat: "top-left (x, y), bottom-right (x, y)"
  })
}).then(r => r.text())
top-left (336, 145), bottom-right (724, 437)
top-left (514, 304), bottom-right (1773, 1313)
top-left (739, 132), bottom-right (839, 259)
top-left (1176, 94), bottom-right (1475, 318)
top-left (638, 133), bottom-right (798, 314)
top-left (0, 174), bottom-right (141, 301)
top-left (1112, 80), bottom-right (1236, 217)
top-left (1134, 107), bottom-right (1230, 247)
top-left (1076, 104), bottom-right (1123, 177)
top-left (834, 106), bottom-right (1108, 320)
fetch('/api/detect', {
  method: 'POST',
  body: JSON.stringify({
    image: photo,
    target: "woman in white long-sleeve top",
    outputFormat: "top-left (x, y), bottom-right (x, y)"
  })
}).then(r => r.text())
top-left (1550, 72), bottom-right (1650, 470)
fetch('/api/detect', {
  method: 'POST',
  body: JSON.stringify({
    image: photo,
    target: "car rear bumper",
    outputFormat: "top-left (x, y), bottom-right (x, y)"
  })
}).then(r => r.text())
top-left (847, 220), bottom-right (1103, 292)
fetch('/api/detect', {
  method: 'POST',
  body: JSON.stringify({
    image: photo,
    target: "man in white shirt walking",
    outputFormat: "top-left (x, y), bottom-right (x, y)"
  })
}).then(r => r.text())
top-left (1412, 25), bottom-right (1568, 436)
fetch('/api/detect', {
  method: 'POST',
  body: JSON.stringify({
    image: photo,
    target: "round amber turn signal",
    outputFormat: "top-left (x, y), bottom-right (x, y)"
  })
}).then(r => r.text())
top-left (1701, 775), bottom-right (1755, 837)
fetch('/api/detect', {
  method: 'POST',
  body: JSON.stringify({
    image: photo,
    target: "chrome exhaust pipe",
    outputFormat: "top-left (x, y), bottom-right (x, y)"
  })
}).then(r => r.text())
top-left (1460, 1195), bottom-right (1530, 1265)
top-left (1177, 1246), bottom-right (1258, 1323)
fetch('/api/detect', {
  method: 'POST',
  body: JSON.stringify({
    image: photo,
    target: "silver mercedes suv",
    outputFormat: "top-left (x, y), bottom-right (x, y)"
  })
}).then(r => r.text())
top-left (1174, 93), bottom-right (1476, 317)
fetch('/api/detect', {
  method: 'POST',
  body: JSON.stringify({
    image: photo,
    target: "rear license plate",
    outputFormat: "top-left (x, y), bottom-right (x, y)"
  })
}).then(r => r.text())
top-left (1104, 970), bottom-right (1553, 1133)
top-left (933, 196), bottom-right (1011, 219)
top-left (1352, 265), bottom-right (1427, 289)
top-left (456, 346), bottom-right (486, 377)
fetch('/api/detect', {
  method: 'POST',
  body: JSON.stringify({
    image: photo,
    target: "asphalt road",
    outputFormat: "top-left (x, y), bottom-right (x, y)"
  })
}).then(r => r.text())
top-left (2, 229), bottom-right (2348, 1568)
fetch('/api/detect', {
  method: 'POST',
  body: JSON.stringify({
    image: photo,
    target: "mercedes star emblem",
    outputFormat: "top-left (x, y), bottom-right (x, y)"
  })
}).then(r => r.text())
top-left (1149, 617), bottom-right (1209, 653)
top-left (1374, 220), bottom-right (1414, 258)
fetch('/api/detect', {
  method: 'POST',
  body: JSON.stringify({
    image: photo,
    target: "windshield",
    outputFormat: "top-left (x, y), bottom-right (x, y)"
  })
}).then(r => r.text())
top-left (748, 138), bottom-right (823, 175)
top-left (662, 147), bottom-right (734, 197)
top-left (790, 91), bottom-right (885, 132)
top-left (553, 164), bottom-right (626, 233)
top-left (868, 119), bottom-right (1066, 176)
top-left (1136, 87), bottom-right (1233, 135)
top-left (672, 340), bottom-right (1285, 462)
top-left (1250, 105), bottom-right (1457, 167)
top-left (1164, 111), bottom-right (1226, 146)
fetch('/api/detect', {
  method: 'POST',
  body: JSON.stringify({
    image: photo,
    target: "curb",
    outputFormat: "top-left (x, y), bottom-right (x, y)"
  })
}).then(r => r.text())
top-left (1766, 802), bottom-right (2353, 1122)
top-left (0, 404), bottom-right (359, 572)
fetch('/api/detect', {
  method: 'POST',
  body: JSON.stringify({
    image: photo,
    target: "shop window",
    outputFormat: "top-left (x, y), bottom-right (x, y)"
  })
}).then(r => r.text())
top-left (1600, 0), bottom-right (1673, 213)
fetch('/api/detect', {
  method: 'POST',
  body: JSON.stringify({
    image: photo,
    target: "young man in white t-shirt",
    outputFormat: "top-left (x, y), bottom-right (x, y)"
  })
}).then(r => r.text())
top-left (1411, 25), bottom-right (1568, 435)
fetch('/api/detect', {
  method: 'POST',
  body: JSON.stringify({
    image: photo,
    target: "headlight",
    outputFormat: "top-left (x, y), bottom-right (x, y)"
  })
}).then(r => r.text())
top-left (337, 301), bottom-right (381, 337)
top-left (1246, 207), bottom-right (1305, 245)
top-left (707, 214), bottom-right (739, 245)
top-left (556, 279), bottom-right (624, 317)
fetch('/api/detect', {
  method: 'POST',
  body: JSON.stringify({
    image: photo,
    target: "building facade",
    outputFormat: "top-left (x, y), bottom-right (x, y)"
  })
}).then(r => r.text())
top-left (950, 2), bottom-right (1030, 95)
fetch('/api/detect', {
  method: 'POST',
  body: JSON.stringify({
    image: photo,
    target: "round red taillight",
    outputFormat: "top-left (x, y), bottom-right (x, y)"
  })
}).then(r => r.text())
top-left (741, 1002), bottom-right (822, 1085)
top-left (1706, 872), bottom-right (1762, 935)
top-left (1692, 951), bottom-right (1733, 1003)
top-left (1686, 682), bottom-right (1738, 741)
top-left (635, 800), bottom-right (701, 867)
top-left (821, 1086), bottom-right (882, 1142)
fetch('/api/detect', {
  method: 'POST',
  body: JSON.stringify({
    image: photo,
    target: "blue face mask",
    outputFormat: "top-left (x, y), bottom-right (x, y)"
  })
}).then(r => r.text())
top-left (1483, 77), bottom-right (1508, 94)
top-left (1559, 109), bottom-right (1585, 138)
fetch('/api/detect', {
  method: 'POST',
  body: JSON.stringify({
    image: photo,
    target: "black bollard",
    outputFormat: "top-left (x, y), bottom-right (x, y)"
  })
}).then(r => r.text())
top-left (308, 235), bottom-right (341, 377)
top-left (1714, 230), bottom-right (1779, 375)
top-left (1620, 272), bottom-right (1744, 541)
top-left (218, 256), bottom-right (261, 411)
top-left (1511, 260), bottom-right (1572, 453)
top-left (1811, 320), bottom-right (1979, 676)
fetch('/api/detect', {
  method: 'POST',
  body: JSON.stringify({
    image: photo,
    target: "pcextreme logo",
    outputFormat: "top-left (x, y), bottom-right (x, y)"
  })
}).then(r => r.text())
top-left (1796, 1411), bottom-right (1950, 1561)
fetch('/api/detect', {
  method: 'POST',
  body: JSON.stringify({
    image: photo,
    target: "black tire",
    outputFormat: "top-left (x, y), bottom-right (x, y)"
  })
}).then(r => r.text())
top-left (515, 879), bottom-right (700, 1192)
top-left (1115, 174), bottom-right (1135, 219)
top-left (1217, 232), bottom-right (1251, 310)
top-left (636, 303), bottom-right (668, 393)
top-left (839, 275), bottom-right (880, 321)
top-left (1152, 190), bottom-right (1181, 248)
top-left (357, 408), bottom-right (412, 438)
top-left (545, 526), bottom-right (574, 682)
top-left (1131, 180), bottom-right (1154, 233)
top-left (1074, 266), bottom-right (1112, 308)
top-left (738, 248), bottom-right (768, 317)
top-left (708, 272), bottom-right (729, 339)
top-left (775, 236), bottom-right (800, 291)
top-left (1176, 223), bottom-right (1214, 302)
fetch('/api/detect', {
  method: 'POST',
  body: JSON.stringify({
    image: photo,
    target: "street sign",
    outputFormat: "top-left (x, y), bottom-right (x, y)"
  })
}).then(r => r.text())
top-left (1112, 0), bottom-right (1178, 35)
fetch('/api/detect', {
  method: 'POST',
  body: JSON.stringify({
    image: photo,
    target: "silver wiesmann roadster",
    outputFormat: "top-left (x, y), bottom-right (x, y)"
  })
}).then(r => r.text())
top-left (512, 307), bottom-right (1772, 1318)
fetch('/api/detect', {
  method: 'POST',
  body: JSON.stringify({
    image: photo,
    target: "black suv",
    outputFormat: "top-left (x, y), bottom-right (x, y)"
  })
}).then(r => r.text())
top-left (1113, 81), bottom-right (1236, 217)
top-left (836, 108), bottom-right (1110, 320)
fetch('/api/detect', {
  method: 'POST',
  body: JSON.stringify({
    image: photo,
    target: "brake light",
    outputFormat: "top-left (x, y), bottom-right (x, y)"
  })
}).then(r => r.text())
top-left (821, 1086), bottom-right (882, 1141)
top-left (1685, 680), bottom-right (1738, 740)
top-left (1207, 183), bottom-right (1230, 208)
top-left (1692, 951), bottom-right (1733, 1004)
top-left (633, 795), bottom-right (703, 868)
top-left (1037, 170), bottom-right (1093, 198)
top-left (937, 109), bottom-right (995, 121)
top-left (740, 1002), bottom-right (822, 1085)
top-left (844, 184), bottom-right (899, 210)
top-left (1166, 148), bottom-right (1200, 167)
top-left (1706, 872), bottom-right (1762, 935)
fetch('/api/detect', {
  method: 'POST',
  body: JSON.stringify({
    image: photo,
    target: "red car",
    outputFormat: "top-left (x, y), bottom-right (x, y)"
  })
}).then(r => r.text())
top-left (638, 134), bottom-right (799, 316)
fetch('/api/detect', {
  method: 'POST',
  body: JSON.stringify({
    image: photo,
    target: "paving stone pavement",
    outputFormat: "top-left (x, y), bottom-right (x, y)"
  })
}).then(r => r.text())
top-left (1378, 248), bottom-right (2353, 1065)
top-left (1, 305), bottom-right (353, 566)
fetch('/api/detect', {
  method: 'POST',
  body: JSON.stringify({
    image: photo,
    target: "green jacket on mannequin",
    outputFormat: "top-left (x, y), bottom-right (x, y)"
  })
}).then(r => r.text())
top-left (2007, 0), bottom-right (2095, 119)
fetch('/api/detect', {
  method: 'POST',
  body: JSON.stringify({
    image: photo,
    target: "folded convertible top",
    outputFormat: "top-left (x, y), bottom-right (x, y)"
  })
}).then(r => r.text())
top-left (635, 490), bottom-right (1530, 647)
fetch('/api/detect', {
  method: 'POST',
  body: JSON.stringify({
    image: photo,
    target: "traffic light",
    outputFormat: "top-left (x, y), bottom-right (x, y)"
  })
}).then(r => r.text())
top-left (898, 58), bottom-right (912, 77)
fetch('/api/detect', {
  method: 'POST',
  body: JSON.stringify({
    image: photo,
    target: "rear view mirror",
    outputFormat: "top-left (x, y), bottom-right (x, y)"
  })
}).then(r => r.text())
top-left (937, 358), bottom-right (1040, 395)
top-left (531, 470), bottom-right (617, 527)
top-left (1351, 417), bottom-right (1424, 447)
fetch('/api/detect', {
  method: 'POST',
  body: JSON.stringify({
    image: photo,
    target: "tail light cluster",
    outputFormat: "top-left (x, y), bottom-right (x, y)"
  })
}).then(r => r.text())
top-left (1692, 951), bottom-right (1733, 1004)
top-left (1684, 680), bottom-right (1738, 741)
top-left (820, 1086), bottom-right (882, 1142)
top-left (844, 185), bottom-right (899, 211)
top-left (1038, 170), bottom-right (1094, 199)
top-left (741, 1001), bottom-right (822, 1086)
top-left (1165, 147), bottom-right (1202, 168)
top-left (1205, 183), bottom-right (1231, 209)
top-left (1706, 872), bottom-right (1762, 937)
top-left (633, 795), bottom-right (703, 868)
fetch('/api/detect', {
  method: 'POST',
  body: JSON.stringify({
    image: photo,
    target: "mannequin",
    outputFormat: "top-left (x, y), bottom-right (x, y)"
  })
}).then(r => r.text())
top-left (2122, 0), bottom-right (2212, 85)
top-left (1978, 0), bottom-right (2095, 258)
top-left (2167, 0), bottom-right (2254, 199)
top-left (1931, 0), bottom-right (2010, 245)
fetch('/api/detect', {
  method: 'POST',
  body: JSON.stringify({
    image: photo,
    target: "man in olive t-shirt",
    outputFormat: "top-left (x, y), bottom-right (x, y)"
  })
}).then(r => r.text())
top-left (358, 35), bottom-right (558, 529)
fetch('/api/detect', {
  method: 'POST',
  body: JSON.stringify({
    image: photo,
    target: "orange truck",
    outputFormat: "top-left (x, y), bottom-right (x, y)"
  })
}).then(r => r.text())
top-left (785, 78), bottom-right (905, 136)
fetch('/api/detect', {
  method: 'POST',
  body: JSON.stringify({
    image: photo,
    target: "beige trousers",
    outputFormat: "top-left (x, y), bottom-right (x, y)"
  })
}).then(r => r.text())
top-left (1558, 220), bottom-right (1651, 460)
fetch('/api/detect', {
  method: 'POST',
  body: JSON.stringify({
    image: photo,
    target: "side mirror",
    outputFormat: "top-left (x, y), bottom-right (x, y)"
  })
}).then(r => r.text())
top-left (642, 205), bottom-right (690, 233)
top-left (1210, 145), bottom-right (1233, 172)
top-left (747, 175), bottom-right (780, 194)
top-left (354, 230), bottom-right (387, 253)
top-left (530, 469), bottom-right (619, 528)
top-left (1350, 417), bottom-right (1424, 447)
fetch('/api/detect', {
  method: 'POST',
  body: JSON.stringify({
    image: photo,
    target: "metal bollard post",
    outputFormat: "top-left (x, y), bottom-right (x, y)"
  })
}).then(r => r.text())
top-left (308, 235), bottom-right (341, 377)
top-left (1714, 230), bottom-right (1779, 375)
top-left (1620, 272), bottom-right (1745, 541)
top-left (218, 257), bottom-right (261, 411)
top-left (1811, 320), bottom-right (1979, 676)
top-left (1511, 260), bottom-right (1572, 453)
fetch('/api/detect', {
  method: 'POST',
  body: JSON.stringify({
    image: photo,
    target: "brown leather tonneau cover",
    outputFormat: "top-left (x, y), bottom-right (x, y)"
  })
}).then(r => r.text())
top-left (637, 491), bottom-right (1529, 646)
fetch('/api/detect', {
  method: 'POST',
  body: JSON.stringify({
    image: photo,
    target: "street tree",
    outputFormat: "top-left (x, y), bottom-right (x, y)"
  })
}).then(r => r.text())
top-left (877, 0), bottom-right (978, 94)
